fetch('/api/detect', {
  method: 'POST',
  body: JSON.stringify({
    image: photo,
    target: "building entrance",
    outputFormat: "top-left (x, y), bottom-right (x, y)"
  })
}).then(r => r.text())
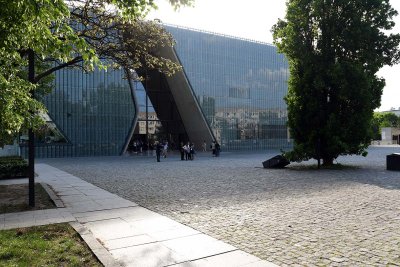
top-left (126, 71), bottom-right (189, 154)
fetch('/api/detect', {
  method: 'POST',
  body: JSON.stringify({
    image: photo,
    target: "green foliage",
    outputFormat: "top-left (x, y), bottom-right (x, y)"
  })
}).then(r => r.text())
top-left (378, 112), bottom-right (400, 128)
top-left (273, 0), bottom-right (400, 165)
top-left (371, 112), bottom-right (400, 139)
top-left (0, 156), bottom-right (28, 179)
top-left (0, 0), bottom-right (95, 146)
top-left (0, 0), bottom-right (193, 146)
top-left (0, 59), bottom-right (56, 146)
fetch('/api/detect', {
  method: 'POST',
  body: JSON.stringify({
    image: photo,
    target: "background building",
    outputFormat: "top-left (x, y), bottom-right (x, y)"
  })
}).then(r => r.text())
top-left (24, 25), bottom-right (290, 157)
top-left (379, 109), bottom-right (400, 145)
top-left (382, 108), bottom-right (400, 117)
top-left (381, 127), bottom-right (400, 145)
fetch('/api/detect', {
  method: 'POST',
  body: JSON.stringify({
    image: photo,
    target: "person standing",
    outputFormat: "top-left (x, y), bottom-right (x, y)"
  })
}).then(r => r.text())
top-left (211, 141), bottom-right (216, 156)
top-left (179, 142), bottom-right (185, 160)
top-left (215, 141), bottom-right (220, 157)
top-left (202, 140), bottom-right (207, 152)
top-left (155, 141), bottom-right (162, 162)
top-left (184, 142), bottom-right (191, 160)
top-left (163, 141), bottom-right (168, 158)
top-left (190, 143), bottom-right (195, 160)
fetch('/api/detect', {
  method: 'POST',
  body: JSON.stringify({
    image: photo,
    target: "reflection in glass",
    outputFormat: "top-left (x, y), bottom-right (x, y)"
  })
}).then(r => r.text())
top-left (23, 66), bottom-right (136, 157)
top-left (166, 25), bottom-right (291, 150)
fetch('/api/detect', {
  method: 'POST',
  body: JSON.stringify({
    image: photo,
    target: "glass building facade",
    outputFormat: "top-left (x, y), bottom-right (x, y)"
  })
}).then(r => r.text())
top-left (166, 25), bottom-right (290, 150)
top-left (27, 25), bottom-right (290, 157)
top-left (22, 67), bottom-right (136, 157)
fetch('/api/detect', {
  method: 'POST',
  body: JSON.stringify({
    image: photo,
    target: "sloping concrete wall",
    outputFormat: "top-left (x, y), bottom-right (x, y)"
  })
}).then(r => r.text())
top-left (150, 45), bottom-right (215, 148)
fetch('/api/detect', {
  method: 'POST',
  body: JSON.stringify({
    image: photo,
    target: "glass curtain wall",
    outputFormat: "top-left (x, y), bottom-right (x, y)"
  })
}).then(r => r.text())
top-left (22, 67), bottom-right (136, 157)
top-left (128, 79), bottom-right (162, 153)
top-left (166, 25), bottom-right (291, 150)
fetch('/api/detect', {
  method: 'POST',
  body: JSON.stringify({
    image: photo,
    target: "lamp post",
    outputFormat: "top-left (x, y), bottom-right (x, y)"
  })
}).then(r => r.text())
top-left (28, 49), bottom-right (35, 207)
top-left (145, 70), bottom-right (149, 151)
top-left (318, 92), bottom-right (330, 169)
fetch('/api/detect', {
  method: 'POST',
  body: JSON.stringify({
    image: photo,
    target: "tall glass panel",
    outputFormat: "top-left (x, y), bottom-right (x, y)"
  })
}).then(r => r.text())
top-left (166, 25), bottom-right (291, 150)
top-left (27, 67), bottom-right (136, 157)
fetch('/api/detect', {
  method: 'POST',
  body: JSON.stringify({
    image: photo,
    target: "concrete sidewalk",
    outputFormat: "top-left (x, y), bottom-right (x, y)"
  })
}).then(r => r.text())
top-left (1, 164), bottom-right (278, 267)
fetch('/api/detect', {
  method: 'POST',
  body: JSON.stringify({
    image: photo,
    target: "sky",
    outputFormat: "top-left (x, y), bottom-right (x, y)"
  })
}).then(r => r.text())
top-left (147, 0), bottom-right (400, 111)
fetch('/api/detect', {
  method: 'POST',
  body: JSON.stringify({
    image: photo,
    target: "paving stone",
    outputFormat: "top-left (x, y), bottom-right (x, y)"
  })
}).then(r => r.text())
top-left (146, 224), bottom-right (200, 241)
top-left (40, 147), bottom-right (400, 266)
top-left (103, 234), bottom-right (156, 250)
top-left (110, 242), bottom-right (186, 267)
top-left (85, 218), bottom-right (134, 240)
top-left (161, 234), bottom-right (236, 261)
top-left (70, 222), bottom-right (121, 267)
top-left (190, 250), bottom-right (277, 267)
top-left (169, 262), bottom-right (204, 267)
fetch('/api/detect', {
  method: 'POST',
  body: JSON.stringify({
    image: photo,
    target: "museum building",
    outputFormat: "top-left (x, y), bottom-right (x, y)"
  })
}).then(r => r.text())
top-left (23, 24), bottom-right (291, 157)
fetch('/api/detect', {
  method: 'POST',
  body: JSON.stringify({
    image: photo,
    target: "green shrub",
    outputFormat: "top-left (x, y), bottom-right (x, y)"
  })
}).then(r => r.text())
top-left (0, 156), bottom-right (28, 179)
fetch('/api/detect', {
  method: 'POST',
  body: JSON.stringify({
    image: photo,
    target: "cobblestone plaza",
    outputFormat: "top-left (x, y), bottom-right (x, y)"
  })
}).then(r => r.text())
top-left (41, 146), bottom-right (400, 266)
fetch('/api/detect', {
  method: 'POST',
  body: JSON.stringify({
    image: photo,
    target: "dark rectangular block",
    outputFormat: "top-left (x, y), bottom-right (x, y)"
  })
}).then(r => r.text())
top-left (263, 155), bottom-right (290, 169)
top-left (387, 153), bottom-right (400, 171)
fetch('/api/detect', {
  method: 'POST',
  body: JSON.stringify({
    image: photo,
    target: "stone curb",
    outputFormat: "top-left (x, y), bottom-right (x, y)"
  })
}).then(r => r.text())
top-left (40, 182), bottom-right (65, 208)
top-left (70, 221), bottom-right (122, 267)
top-left (41, 181), bottom-right (121, 267)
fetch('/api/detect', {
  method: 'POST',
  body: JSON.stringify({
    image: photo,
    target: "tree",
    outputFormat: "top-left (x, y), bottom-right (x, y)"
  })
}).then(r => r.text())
top-left (370, 113), bottom-right (384, 140)
top-left (371, 112), bottom-right (400, 139)
top-left (1, 0), bottom-right (192, 206)
top-left (0, 0), bottom-right (82, 146)
top-left (379, 112), bottom-right (400, 128)
top-left (273, 0), bottom-right (400, 166)
top-left (0, 0), bottom-right (193, 146)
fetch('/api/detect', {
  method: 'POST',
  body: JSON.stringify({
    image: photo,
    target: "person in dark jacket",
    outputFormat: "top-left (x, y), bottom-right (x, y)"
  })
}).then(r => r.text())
top-left (211, 140), bottom-right (216, 156)
top-left (190, 143), bottom-right (195, 160)
top-left (155, 141), bottom-right (162, 162)
top-left (179, 142), bottom-right (185, 160)
top-left (215, 142), bottom-right (220, 157)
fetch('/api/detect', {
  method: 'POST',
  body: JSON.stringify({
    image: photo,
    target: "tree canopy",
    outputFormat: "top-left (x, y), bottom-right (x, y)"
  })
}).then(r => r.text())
top-left (0, 0), bottom-right (193, 146)
top-left (273, 0), bottom-right (400, 165)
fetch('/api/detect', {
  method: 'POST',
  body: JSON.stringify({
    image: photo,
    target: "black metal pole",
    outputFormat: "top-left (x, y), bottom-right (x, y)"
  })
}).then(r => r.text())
top-left (28, 49), bottom-right (35, 207)
top-left (145, 71), bottom-right (149, 151)
top-left (317, 137), bottom-right (321, 169)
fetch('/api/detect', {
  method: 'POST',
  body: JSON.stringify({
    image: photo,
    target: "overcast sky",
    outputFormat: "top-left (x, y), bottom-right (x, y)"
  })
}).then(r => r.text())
top-left (148, 0), bottom-right (400, 111)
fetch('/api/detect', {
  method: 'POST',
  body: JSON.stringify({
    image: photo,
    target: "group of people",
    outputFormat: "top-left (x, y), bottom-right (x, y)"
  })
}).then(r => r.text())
top-left (130, 139), bottom-right (145, 153)
top-left (154, 140), bottom-right (220, 162)
top-left (180, 142), bottom-right (195, 160)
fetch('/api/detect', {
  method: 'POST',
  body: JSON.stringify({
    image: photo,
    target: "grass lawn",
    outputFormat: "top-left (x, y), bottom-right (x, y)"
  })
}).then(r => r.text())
top-left (0, 183), bottom-right (102, 266)
top-left (0, 223), bottom-right (102, 266)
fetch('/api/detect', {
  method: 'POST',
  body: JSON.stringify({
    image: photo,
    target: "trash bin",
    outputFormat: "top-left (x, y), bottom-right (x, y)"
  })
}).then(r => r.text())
top-left (387, 153), bottom-right (400, 171)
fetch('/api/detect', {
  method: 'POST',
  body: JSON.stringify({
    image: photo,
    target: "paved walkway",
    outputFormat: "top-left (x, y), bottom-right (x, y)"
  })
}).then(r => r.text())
top-left (41, 147), bottom-right (400, 266)
top-left (0, 164), bottom-right (277, 267)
